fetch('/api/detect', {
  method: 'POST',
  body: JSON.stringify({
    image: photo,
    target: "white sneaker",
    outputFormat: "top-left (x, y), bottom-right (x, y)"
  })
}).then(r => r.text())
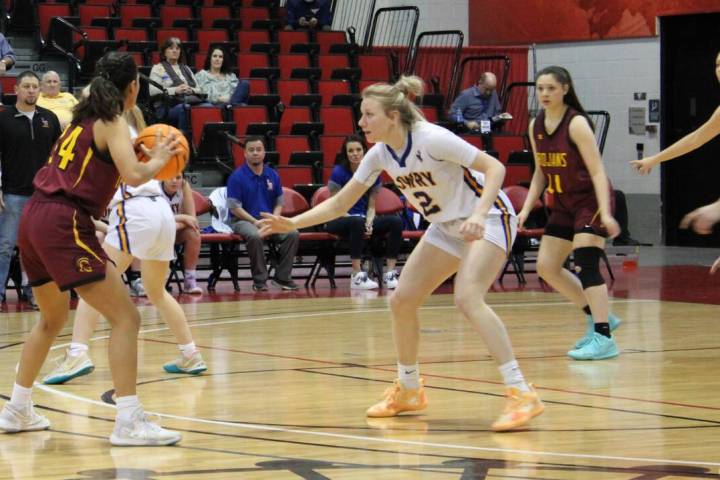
top-left (0, 403), bottom-right (50, 433)
top-left (383, 270), bottom-right (399, 289)
top-left (351, 271), bottom-right (378, 290)
top-left (110, 409), bottom-right (181, 446)
top-left (129, 278), bottom-right (146, 297)
top-left (183, 276), bottom-right (203, 295)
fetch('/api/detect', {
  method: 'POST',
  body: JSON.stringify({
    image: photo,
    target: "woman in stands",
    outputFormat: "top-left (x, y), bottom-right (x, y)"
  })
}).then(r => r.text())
top-left (149, 37), bottom-right (209, 134)
top-left (517, 66), bottom-right (621, 361)
top-left (324, 134), bottom-right (403, 289)
top-left (259, 75), bottom-right (544, 431)
top-left (42, 107), bottom-right (207, 387)
top-left (195, 47), bottom-right (250, 107)
top-left (0, 52), bottom-right (182, 445)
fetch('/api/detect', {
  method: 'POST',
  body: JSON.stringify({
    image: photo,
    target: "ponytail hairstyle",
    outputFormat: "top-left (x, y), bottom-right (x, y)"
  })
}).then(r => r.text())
top-left (336, 134), bottom-right (368, 171)
top-left (536, 65), bottom-right (594, 130)
top-left (361, 75), bottom-right (426, 129)
top-left (73, 51), bottom-right (138, 123)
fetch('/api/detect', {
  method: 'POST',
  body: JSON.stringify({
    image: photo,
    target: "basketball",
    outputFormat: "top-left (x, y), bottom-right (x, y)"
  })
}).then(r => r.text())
top-left (134, 124), bottom-right (189, 181)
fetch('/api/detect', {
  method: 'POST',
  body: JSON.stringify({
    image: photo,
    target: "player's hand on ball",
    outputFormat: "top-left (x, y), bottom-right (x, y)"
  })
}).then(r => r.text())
top-left (459, 214), bottom-right (486, 242)
top-left (258, 212), bottom-right (295, 235)
top-left (140, 128), bottom-right (181, 165)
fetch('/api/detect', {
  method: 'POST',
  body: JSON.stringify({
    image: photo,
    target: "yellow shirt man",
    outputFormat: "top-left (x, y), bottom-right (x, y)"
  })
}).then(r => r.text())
top-left (37, 71), bottom-right (78, 129)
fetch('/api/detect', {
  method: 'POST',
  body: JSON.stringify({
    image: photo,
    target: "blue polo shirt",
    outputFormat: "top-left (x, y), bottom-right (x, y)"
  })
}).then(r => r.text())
top-left (449, 86), bottom-right (501, 122)
top-left (227, 163), bottom-right (283, 219)
top-left (328, 164), bottom-right (380, 216)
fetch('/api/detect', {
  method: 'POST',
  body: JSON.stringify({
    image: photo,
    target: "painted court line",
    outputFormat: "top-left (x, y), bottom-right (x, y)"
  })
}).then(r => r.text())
top-left (35, 383), bottom-right (720, 468)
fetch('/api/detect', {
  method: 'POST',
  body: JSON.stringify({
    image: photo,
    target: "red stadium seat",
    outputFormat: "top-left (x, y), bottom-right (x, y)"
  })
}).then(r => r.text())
top-left (318, 55), bottom-right (349, 80)
top-left (189, 106), bottom-right (224, 150)
top-left (319, 107), bottom-right (355, 135)
top-left (231, 105), bottom-right (269, 136)
top-left (275, 135), bottom-right (311, 165)
top-left (317, 80), bottom-right (351, 105)
top-left (358, 55), bottom-right (391, 81)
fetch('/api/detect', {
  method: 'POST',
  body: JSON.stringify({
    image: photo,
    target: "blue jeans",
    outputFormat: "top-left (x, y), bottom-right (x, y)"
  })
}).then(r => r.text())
top-left (230, 79), bottom-right (250, 106)
top-left (0, 193), bottom-right (30, 295)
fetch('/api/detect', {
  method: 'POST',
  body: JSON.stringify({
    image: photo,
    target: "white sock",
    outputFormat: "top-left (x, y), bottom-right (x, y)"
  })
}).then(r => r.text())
top-left (184, 270), bottom-right (197, 279)
top-left (178, 342), bottom-right (197, 358)
top-left (9, 383), bottom-right (32, 411)
top-left (115, 395), bottom-right (141, 423)
top-left (498, 360), bottom-right (530, 392)
top-left (21, 271), bottom-right (29, 285)
top-left (69, 342), bottom-right (89, 357)
top-left (397, 362), bottom-right (420, 389)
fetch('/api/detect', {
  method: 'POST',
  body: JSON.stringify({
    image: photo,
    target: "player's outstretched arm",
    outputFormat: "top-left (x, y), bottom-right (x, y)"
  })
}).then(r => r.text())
top-left (631, 105), bottom-right (720, 175)
top-left (259, 179), bottom-right (368, 235)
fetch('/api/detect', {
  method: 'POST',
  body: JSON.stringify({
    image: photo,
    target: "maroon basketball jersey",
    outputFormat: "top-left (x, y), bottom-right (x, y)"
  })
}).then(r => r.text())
top-left (33, 117), bottom-right (120, 218)
top-left (532, 107), bottom-right (592, 198)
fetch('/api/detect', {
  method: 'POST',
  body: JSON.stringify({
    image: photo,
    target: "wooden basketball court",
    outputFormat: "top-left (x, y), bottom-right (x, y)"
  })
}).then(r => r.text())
top-left (1, 260), bottom-right (720, 478)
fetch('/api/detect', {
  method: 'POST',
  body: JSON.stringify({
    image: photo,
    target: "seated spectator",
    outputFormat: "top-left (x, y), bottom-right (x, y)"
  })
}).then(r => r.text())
top-left (37, 71), bottom-right (78, 129)
top-left (449, 72), bottom-right (511, 131)
top-left (195, 47), bottom-right (250, 106)
top-left (325, 135), bottom-right (403, 289)
top-left (284, 0), bottom-right (332, 31)
top-left (0, 33), bottom-right (15, 95)
top-left (161, 174), bottom-right (204, 295)
top-left (149, 37), bottom-right (210, 135)
top-left (226, 136), bottom-right (300, 292)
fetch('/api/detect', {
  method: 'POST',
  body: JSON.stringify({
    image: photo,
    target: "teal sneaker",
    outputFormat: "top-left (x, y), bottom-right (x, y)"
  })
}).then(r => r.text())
top-left (574, 313), bottom-right (622, 349)
top-left (42, 349), bottom-right (95, 384)
top-left (163, 351), bottom-right (207, 374)
top-left (567, 332), bottom-right (619, 360)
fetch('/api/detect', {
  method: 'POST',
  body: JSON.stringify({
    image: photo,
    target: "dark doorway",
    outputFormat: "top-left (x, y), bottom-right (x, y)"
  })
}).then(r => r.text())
top-left (660, 13), bottom-right (720, 246)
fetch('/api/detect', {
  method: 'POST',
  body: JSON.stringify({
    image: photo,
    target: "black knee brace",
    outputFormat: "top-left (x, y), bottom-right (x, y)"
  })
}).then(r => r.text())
top-left (573, 247), bottom-right (605, 289)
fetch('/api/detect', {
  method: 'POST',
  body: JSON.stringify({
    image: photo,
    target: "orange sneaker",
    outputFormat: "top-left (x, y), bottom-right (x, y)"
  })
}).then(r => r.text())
top-left (366, 379), bottom-right (428, 417)
top-left (491, 384), bottom-right (544, 432)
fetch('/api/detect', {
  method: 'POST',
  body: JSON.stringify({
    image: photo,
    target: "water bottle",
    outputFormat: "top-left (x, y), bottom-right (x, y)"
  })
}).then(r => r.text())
top-left (454, 108), bottom-right (464, 124)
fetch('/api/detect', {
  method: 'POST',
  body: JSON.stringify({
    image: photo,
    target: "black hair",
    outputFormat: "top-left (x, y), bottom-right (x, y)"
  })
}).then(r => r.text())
top-left (203, 47), bottom-right (231, 74)
top-left (15, 71), bottom-right (39, 85)
top-left (73, 51), bottom-right (138, 123)
top-left (335, 134), bottom-right (368, 171)
top-left (536, 66), bottom-right (593, 130)
top-left (160, 37), bottom-right (187, 64)
top-left (244, 135), bottom-right (265, 149)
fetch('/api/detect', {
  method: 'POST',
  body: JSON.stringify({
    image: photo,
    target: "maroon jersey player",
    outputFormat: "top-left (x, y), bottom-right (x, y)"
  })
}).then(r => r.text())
top-left (0, 52), bottom-right (183, 446)
top-left (518, 66), bottom-right (622, 361)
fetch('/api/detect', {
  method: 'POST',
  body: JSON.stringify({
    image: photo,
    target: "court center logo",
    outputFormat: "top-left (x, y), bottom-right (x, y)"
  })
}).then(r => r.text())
top-left (76, 256), bottom-right (93, 273)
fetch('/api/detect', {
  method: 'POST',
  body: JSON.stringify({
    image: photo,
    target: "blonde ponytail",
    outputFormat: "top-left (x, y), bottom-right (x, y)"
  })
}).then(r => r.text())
top-left (362, 75), bottom-right (426, 128)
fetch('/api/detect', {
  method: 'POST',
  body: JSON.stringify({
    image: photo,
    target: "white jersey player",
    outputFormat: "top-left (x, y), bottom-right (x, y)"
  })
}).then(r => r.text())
top-left (259, 75), bottom-right (544, 432)
top-left (355, 120), bottom-right (516, 258)
top-left (42, 109), bottom-right (207, 386)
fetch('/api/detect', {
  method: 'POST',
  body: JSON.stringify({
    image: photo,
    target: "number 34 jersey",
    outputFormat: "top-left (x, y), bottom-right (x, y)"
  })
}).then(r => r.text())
top-left (33, 117), bottom-right (121, 218)
top-left (354, 121), bottom-right (514, 223)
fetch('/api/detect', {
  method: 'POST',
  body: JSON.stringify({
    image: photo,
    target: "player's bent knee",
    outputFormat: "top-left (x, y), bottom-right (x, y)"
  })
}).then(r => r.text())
top-left (573, 246), bottom-right (605, 289)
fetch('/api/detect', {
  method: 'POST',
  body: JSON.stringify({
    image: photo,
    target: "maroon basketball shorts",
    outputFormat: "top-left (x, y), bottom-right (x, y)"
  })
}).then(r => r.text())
top-left (18, 195), bottom-right (108, 291)
top-left (543, 188), bottom-right (615, 241)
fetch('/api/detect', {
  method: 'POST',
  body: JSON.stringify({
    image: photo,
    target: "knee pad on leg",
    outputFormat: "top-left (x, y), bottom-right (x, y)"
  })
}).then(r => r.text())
top-left (573, 247), bottom-right (605, 289)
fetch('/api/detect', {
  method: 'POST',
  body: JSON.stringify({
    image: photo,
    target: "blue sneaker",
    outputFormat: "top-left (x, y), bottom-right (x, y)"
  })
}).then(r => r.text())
top-left (567, 332), bottom-right (619, 360)
top-left (574, 313), bottom-right (622, 349)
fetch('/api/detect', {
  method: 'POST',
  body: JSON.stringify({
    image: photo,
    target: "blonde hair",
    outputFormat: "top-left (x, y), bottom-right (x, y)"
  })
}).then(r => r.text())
top-left (361, 75), bottom-right (426, 128)
top-left (123, 105), bottom-right (147, 131)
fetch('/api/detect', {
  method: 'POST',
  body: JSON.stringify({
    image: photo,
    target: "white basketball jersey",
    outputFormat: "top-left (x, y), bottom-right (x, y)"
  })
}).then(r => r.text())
top-left (354, 121), bottom-right (515, 223)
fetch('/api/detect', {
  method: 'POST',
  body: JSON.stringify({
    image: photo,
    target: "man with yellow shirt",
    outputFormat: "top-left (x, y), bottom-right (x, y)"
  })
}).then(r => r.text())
top-left (36, 71), bottom-right (78, 129)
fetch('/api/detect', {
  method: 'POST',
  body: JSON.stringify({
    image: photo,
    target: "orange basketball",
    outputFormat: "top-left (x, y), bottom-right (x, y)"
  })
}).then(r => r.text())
top-left (134, 124), bottom-right (189, 181)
